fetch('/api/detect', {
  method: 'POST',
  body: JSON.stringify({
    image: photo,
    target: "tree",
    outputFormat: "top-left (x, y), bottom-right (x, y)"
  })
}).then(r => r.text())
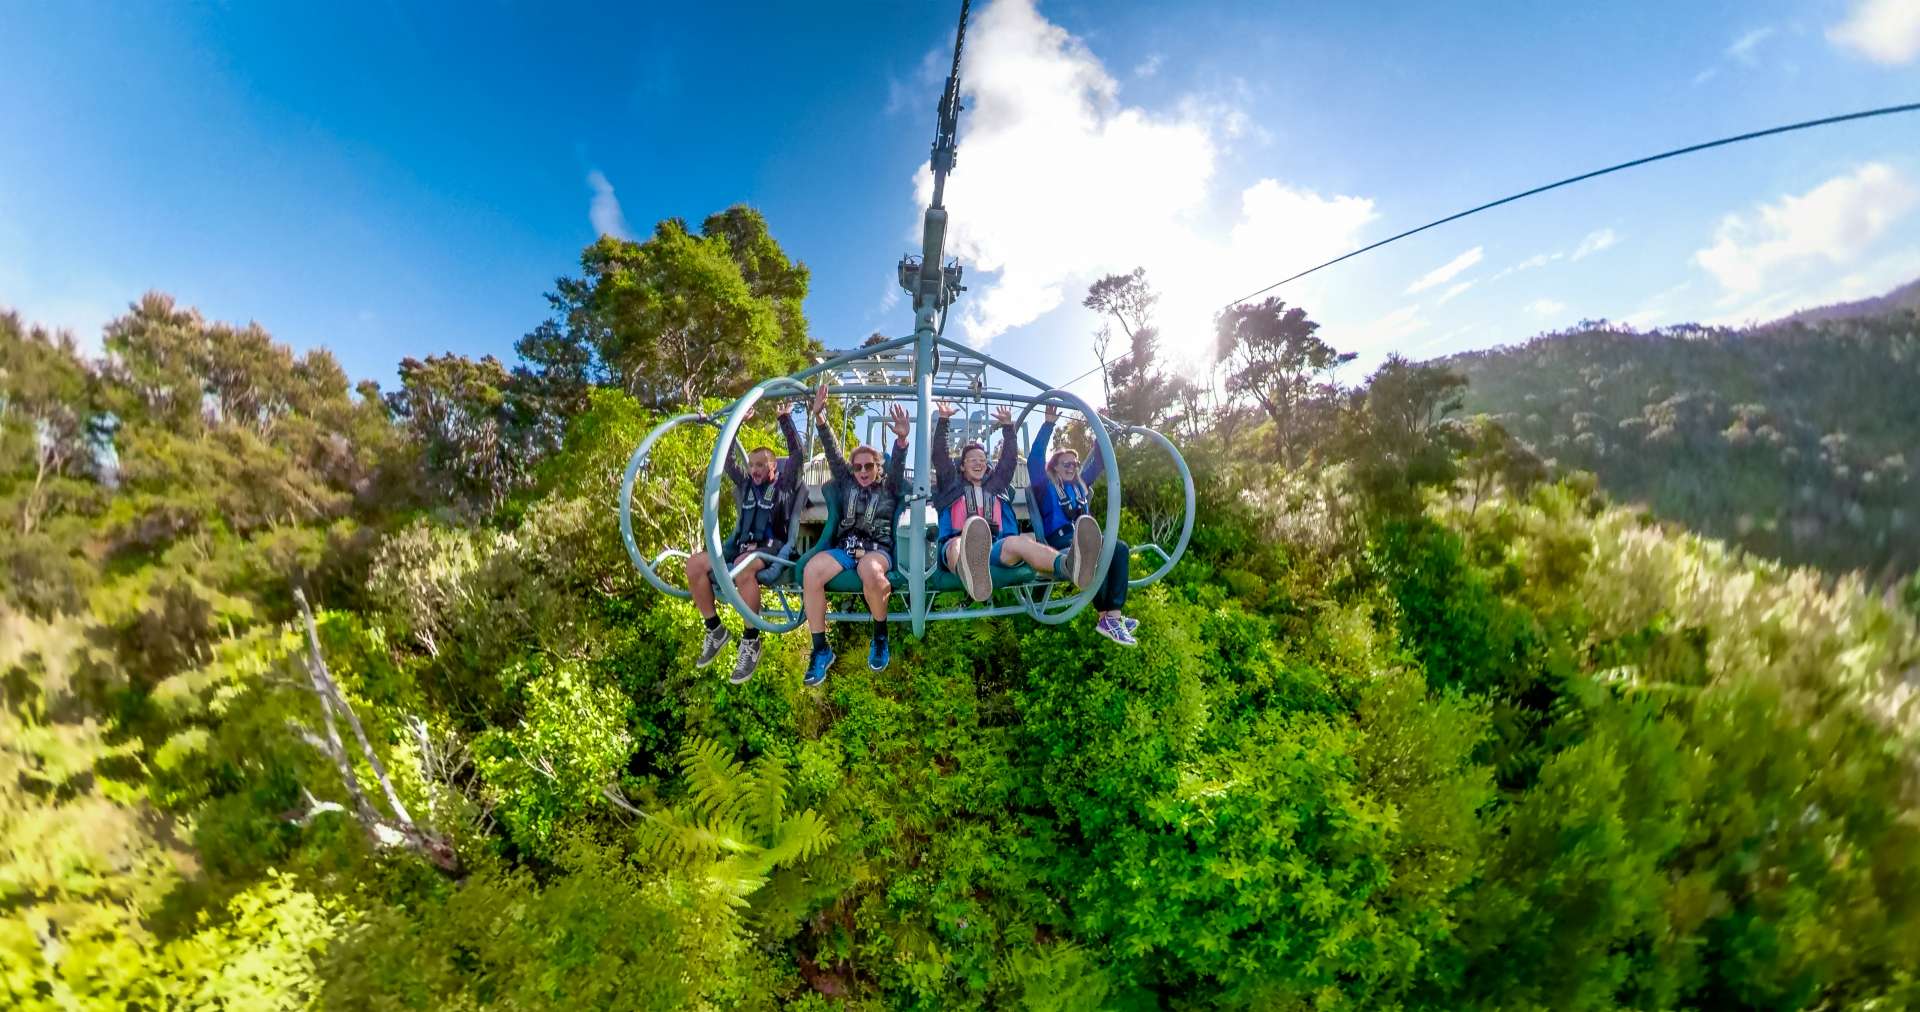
top-left (387, 353), bottom-right (532, 517)
top-left (514, 206), bottom-right (817, 416)
top-left (1339, 354), bottom-right (1469, 513)
top-left (1214, 297), bottom-right (1354, 464)
top-left (1084, 269), bottom-right (1176, 425)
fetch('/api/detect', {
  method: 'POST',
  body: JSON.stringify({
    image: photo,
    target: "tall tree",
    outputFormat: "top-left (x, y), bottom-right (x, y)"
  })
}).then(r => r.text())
top-left (1214, 297), bottom-right (1354, 464)
top-left (1085, 269), bottom-right (1175, 424)
top-left (386, 354), bottom-right (531, 518)
top-left (514, 206), bottom-right (817, 417)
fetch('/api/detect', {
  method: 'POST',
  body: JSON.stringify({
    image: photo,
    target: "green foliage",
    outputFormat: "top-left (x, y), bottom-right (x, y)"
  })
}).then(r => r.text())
top-left (1450, 312), bottom-right (1920, 575)
top-left (318, 842), bottom-right (766, 1011)
top-left (634, 737), bottom-right (833, 905)
top-left (473, 660), bottom-right (635, 853)
top-left (4, 227), bottom-right (1919, 1010)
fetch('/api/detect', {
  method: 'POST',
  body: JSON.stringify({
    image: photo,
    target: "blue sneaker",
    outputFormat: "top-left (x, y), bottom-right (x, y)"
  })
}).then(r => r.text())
top-left (804, 647), bottom-right (834, 687)
top-left (1122, 616), bottom-right (1139, 635)
top-left (868, 637), bottom-right (891, 671)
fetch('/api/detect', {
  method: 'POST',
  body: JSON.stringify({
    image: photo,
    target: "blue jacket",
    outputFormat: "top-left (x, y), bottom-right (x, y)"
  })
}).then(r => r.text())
top-left (1027, 419), bottom-right (1105, 541)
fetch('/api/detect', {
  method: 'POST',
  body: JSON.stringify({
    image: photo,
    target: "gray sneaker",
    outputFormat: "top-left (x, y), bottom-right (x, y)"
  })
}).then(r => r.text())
top-left (696, 623), bottom-right (732, 668)
top-left (958, 515), bottom-right (994, 602)
top-left (730, 636), bottom-right (764, 684)
top-left (1070, 515), bottom-right (1103, 589)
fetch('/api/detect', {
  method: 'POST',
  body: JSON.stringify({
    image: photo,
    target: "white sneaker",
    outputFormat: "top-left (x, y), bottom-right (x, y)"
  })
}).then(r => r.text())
top-left (958, 515), bottom-right (994, 602)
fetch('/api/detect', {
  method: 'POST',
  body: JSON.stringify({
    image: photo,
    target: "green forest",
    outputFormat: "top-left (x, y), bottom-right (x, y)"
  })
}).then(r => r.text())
top-left (1448, 307), bottom-right (1920, 579)
top-left (4, 207), bottom-right (1919, 1010)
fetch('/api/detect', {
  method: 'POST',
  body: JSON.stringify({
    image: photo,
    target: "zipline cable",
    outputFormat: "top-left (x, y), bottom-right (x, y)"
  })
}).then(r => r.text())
top-left (1054, 101), bottom-right (1920, 394)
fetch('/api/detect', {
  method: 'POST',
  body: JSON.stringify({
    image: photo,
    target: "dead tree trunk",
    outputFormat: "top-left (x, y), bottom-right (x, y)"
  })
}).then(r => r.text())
top-left (291, 588), bottom-right (459, 874)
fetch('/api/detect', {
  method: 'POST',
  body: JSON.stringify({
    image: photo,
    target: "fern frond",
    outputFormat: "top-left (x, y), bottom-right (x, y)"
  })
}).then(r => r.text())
top-left (744, 754), bottom-right (790, 839)
top-left (760, 807), bottom-right (833, 870)
top-left (677, 736), bottom-right (748, 825)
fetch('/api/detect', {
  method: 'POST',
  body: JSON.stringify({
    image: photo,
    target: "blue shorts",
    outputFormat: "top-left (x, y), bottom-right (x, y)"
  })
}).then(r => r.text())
top-left (824, 547), bottom-right (892, 572)
top-left (939, 533), bottom-right (1016, 571)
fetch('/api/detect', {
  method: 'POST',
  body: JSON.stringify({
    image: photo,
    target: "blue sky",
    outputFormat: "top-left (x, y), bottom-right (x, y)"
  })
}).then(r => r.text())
top-left (4, 0), bottom-right (1919, 403)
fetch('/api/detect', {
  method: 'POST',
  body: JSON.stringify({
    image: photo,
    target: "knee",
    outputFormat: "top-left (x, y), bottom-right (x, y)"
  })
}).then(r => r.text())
top-left (687, 551), bottom-right (711, 575)
top-left (858, 558), bottom-right (889, 583)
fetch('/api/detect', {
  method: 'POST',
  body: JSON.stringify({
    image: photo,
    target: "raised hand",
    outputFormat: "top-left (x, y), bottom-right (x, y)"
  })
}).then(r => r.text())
top-left (1045, 403), bottom-right (1059, 424)
top-left (936, 400), bottom-right (959, 419)
top-left (811, 380), bottom-right (830, 421)
top-left (887, 404), bottom-right (911, 439)
top-left (993, 405), bottom-right (1014, 426)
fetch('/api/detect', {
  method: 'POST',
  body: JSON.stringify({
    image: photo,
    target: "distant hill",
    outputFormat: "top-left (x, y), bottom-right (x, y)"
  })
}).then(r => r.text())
top-left (1442, 298), bottom-right (1920, 578)
top-left (1768, 276), bottom-right (1920, 328)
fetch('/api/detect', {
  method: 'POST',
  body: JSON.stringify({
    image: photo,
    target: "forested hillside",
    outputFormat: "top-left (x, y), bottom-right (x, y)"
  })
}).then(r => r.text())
top-left (1447, 305), bottom-right (1920, 578)
top-left (4, 211), bottom-right (1918, 1009)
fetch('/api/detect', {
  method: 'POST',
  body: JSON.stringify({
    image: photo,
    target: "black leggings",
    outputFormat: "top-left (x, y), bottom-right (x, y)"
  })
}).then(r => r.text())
top-left (1048, 528), bottom-right (1128, 612)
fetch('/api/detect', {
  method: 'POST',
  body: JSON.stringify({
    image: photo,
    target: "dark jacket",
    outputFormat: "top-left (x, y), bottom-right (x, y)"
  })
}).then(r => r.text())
top-left (931, 415), bottom-right (1019, 540)
top-left (722, 409), bottom-right (806, 556)
top-left (817, 421), bottom-right (909, 555)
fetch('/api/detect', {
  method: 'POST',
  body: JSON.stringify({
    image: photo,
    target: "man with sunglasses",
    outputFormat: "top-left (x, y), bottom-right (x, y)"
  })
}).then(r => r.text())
top-left (799, 380), bottom-right (911, 685)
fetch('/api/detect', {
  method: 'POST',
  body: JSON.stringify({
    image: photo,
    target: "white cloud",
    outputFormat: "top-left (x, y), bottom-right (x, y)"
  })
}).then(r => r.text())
top-left (1829, 0), bottom-right (1920, 64)
top-left (919, 0), bottom-right (1378, 355)
top-left (1134, 53), bottom-right (1163, 78)
top-left (1438, 280), bottom-right (1474, 304)
top-left (1726, 27), bottom-right (1775, 63)
top-left (1404, 246), bottom-right (1483, 294)
top-left (1527, 298), bottom-right (1566, 317)
top-left (1570, 228), bottom-right (1618, 261)
top-left (1691, 67), bottom-right (1719, 85)
top-left (587, 170), bottom-right (632, 240)
top-left (1694, 163), bottom-right (1918, 294)
top-left (1703, 245), bottom-right (1920, 326)
top-left (1488, 251), bottom-right (1561, 282)
top-left (1349, 304), bottom-right (1427, 353)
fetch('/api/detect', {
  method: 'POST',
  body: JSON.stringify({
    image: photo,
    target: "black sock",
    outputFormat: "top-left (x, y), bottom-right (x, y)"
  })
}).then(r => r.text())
top-left (811, 632), bottom-right (828, 653)
top-left (872, 618), bottom-right (888, 642)
top-left (703, 615), bottom-right (721, 630)
top-left (742, 628), bottom-right (760, 641)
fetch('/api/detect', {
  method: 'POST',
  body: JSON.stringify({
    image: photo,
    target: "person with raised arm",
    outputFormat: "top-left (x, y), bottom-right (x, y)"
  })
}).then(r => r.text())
top-left (687, 401), bottom-right (808, 681)
top-left (930, 401), bottom-right (1099, 603)
top-left (1029, 404), bottom-right (1137, 645)
top-left (799, 380), bottom-right (911, 685)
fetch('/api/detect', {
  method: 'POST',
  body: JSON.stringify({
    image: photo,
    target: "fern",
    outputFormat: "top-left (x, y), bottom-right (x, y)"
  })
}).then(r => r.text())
top-left (639, 737), bottom-right (834, 906)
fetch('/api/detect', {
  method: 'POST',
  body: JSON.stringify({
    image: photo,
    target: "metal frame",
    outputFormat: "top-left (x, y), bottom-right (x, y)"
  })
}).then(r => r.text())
top-left (614, 0), bottom-right (1195, 639)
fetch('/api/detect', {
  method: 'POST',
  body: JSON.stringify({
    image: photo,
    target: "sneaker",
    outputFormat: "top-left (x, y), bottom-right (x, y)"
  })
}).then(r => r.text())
top-left (696, 623), bottom-right (732, 668)
top-left (804, 647), bottom-right (835, 687)
top-left (1095, 614), bottom-right (1137, 647)
top-left (1069, 515), bottom-right (1103, 589)
top-left (730, 636), bottom-right (765, 684)
top-left (958, 515), bottom-right (993, 603)
top-left (868, 637), bottom-right (891, 671)
top-left (1122, 616), bottom-right (1139, 635)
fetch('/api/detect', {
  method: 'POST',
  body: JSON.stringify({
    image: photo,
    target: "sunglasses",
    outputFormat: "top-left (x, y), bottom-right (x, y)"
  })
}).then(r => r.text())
top-left (852, 461), bottom-right (881, 473)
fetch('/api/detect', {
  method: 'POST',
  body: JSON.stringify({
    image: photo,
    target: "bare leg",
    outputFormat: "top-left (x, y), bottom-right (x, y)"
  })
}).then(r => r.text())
top-left (997, 534), bottom-right (1062, 571)
top-left (857, 554), bottom-right (892, 620)
top-left (687, 551), bottom-right (717, 618)
top-left (731, 558), bottom-right (767, 614)
top-left (803, 553), bottom-right (842, 634)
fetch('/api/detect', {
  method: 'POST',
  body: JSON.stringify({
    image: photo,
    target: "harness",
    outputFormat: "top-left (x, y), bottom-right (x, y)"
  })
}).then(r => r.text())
top-left (836, 480), bottom-right (896, 554)
top-left (732, 478), bottom-right (784, 548)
